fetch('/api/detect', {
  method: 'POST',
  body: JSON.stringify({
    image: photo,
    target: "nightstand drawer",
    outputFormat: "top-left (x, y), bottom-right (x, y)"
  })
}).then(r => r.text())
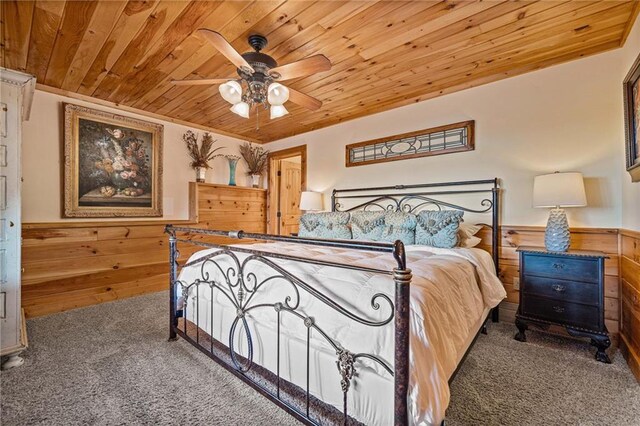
top-left (522, 275), bottom-right (599, 305)
top-left (521, 295), bottom-right (600, 330)
top-left (523, 254), bottom-right (599, 283)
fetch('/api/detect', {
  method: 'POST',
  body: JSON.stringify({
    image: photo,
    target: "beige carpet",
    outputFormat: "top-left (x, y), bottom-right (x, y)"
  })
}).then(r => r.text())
top-left (1, 291), bottom-right (638, 425)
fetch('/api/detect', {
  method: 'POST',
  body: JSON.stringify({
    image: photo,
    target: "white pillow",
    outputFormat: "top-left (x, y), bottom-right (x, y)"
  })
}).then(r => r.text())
top-left (458, 223), bottom-right (483, 248)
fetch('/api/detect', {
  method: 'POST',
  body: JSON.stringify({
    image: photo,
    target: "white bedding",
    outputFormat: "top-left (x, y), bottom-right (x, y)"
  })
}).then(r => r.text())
top-left (178, 242), bottom-right (506, 425)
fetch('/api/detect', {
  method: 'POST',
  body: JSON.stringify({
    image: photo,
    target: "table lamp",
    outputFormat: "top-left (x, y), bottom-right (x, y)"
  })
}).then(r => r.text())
top-left (300, 191), bottom-right (323, 212)
top-left (533, 172), bottom-right (587, 252)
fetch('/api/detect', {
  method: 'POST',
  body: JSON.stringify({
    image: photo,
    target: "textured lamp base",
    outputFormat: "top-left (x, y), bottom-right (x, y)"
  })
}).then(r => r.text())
top-left (545, 208), bottom-right (570, 252)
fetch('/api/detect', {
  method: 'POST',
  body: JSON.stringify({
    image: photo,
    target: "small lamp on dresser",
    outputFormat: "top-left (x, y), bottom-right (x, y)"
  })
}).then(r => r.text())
top-left (533, 172), bottom-right (587, 252)
top-left (300, 191), bottom-right (323, 212)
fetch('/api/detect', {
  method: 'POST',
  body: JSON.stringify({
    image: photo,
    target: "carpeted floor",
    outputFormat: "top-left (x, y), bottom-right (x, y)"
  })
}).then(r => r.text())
top-left (1, 292), bottom-right (638, 426)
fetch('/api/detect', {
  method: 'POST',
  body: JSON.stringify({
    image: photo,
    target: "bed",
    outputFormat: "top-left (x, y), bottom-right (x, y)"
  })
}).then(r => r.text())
top-left (166, 179), bottom-right (505, 425)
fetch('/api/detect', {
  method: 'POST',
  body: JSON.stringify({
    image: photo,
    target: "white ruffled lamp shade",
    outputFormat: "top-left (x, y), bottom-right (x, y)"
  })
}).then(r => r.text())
top-left (267, 83), bottom-right (289, 105)
top-left (270, 104), bottom-right (289, 119)
top-left (300, 191), bottom-right (323, 211)
top-left (533, 172), bottom-right (587, 252)
top-left (219, 81), bottom-right (242, 104)
top-left (230, 101), bottom-right (250, 119)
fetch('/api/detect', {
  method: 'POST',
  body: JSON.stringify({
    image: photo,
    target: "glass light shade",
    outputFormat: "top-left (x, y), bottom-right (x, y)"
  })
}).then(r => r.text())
top-left (219, 81), bottom-right (242, 104)
top-left (533, 172), bottom-right (587, 208)
top-left (300, 191), bottom-right (323, 211)
top-left (270, 104), bottom-right (289, 119)
top-left (268, 83), bottom-right (289, 105)
top-left (230, 101), bottom-right (250, 119)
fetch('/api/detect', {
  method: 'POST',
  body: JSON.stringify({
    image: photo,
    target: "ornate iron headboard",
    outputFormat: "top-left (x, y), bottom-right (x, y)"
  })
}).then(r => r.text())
top-left (331, 178), bottom-right (501, 269)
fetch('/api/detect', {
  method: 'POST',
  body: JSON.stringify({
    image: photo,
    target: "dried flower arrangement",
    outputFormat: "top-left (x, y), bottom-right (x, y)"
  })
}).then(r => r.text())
top-left (239, 142), bottom-right (269, 175)
top-left (183, 130), bottom-right (225, 169)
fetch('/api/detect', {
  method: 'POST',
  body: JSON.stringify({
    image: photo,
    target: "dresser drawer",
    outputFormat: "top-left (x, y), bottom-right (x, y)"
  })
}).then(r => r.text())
top-left (521, 295), bottom-right (600, 330)
top-left (522, 275), bottom-right (599, 305)
top-left (522, 254), bottom-right (599, 283)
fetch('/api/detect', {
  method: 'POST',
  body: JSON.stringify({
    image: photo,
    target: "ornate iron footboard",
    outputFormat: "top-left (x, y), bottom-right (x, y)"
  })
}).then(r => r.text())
top-left (166, 227), bottom-right (412, 425)
top-left (166, 178), bottom-right (500, 425)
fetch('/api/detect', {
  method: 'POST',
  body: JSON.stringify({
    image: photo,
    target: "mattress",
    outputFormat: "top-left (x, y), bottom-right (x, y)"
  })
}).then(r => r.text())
top-left (178, 242), bottom-right (506, 425)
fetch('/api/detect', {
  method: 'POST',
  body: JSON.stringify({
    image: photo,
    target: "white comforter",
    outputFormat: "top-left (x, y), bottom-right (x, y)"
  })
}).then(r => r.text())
top-left (178, 242), bottom-right (506, 425)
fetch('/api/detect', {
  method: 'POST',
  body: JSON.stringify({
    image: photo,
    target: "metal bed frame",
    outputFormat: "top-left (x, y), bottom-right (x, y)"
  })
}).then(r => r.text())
top-left (165, 178), bottom-right (500, 426)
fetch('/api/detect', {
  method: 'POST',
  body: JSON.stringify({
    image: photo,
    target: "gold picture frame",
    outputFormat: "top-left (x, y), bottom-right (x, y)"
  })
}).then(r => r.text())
top-left (63, 103), bottom-right (163, 217)
top-left (623, 52), bottom-right (640, 182)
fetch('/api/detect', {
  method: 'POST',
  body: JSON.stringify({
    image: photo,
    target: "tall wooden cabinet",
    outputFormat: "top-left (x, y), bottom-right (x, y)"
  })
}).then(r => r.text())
top-left (0, 68), bottom-right (35, 369)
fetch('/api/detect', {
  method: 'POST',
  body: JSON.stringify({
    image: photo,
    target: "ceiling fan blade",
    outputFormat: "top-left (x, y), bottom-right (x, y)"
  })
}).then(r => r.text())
top-left (171, 78), bottom-right (231, 86)
top-left (196, 29), bottom-right (254, 73)
top-left (288, 87), bottom-right (322, 111)
top-left (270, 55), bottom-right (331, 81)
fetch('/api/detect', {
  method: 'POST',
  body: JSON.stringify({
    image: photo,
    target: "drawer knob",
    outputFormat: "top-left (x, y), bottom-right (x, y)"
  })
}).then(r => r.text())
top-left (552, 284), bottom-right (566, 293)
top-left (552, 263), bottom-right (565, 270)
top-left (552, 306), bottom-right (565, 313)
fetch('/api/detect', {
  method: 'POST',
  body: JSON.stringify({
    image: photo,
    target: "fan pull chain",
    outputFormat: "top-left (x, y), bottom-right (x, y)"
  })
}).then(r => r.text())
top-left (256, 106), bottom-right (260, 131)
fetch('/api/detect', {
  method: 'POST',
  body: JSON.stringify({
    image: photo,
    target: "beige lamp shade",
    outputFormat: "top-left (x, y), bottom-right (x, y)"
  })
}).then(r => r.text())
top-left (300, 191), bottom-right (323, 211)
top-left (533, 172), bottom-right (587, 208)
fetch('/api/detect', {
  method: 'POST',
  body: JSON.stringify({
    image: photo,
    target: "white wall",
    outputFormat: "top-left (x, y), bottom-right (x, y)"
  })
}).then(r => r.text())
top-left (621, 19), bottom-right (640, 232)
top-left (267, 48), bottom-right (631, 228)
top-left (22, 90), bottom-right (251, 222)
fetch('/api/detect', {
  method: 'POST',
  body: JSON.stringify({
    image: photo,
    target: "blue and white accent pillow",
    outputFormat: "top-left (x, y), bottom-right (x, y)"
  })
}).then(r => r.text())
top-left (298, 212), bottom-right (352, 239)
top-left (415, 210), bottom-right (464, 248)
top-left (350, 211), bottom-right (386, 241)
top-left (379, 212), bottom-right (417, 245)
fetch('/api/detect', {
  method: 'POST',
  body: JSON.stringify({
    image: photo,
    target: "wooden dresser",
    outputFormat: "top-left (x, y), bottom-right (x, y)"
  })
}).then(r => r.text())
top-left (514, 246), bottom-right (611, 363)
top-left (191, 182), bottom-right (266, 234)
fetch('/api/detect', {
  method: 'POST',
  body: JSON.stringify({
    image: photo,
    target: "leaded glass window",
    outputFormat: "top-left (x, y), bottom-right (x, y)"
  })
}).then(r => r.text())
top-left (346, 121), bottom-right (474, 167)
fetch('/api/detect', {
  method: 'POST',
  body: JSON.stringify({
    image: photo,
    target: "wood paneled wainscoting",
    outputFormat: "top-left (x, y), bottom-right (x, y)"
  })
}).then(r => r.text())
top-left (620, 229), bottom-right (640, 382)
top-left (21, 183), bottom-right (266, 318)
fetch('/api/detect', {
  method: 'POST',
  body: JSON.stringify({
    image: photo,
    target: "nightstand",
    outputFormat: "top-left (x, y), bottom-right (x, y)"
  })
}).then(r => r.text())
top-left (514, 246), bottom-right (611, 363)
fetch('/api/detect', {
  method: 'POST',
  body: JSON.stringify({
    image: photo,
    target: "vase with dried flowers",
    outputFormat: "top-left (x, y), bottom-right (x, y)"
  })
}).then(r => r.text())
top-left (239, 142), bottom-right (269, 188)
top-left (183, 130), bottom-right (225, 182)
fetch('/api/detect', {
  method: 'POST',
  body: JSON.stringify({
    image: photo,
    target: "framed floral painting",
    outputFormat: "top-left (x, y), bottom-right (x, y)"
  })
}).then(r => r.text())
top-left (623, 53), bottom-right (640, 182)
top-left (63, 103), bottom-right (163, 217)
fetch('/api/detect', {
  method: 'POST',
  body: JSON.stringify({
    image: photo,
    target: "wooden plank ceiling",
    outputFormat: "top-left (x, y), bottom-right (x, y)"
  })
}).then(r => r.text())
top-left (2, 1), bottom-right (638, 143)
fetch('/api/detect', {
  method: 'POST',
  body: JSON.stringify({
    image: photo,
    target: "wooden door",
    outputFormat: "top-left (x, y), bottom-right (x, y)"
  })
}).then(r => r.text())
top-left (277, 160), bottom-right (302, 235)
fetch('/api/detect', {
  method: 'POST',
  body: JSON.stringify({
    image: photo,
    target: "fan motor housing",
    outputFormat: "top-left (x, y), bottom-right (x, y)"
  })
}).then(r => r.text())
top-left (241, 51), bottom-right (277, 70)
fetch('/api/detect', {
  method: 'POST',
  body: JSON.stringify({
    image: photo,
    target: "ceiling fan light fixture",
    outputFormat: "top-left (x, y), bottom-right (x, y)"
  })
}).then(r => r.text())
top-left (268, 83), bottom-right (289, 106)
top-left (230, 101), bottom-right (250, 119)
top-left (270, 104), bottom-right (289, 119)
top-left (219, 80), bottom-right (242, 104)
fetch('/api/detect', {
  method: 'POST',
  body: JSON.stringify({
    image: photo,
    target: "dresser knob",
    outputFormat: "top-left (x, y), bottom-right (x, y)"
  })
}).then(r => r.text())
top-left (552, 284), bottom-right (566, 293)
top-left (552, 306), bottom-right (565, 313)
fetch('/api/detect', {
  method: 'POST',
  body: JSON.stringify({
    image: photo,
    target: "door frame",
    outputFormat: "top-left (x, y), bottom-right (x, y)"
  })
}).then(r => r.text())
top-left (266, 145), bottom-right (307, 234)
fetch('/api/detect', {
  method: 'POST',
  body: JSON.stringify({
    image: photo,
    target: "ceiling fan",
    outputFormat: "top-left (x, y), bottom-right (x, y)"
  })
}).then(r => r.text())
top-left (172, 29), bottom-right (331, 121)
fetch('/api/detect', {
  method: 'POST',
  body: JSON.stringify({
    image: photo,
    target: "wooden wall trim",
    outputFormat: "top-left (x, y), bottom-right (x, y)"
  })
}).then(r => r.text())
top-left (620, 228), bottom-right (640, 382)
top-left (23, 219), bottom-right (196, 229)
top-left (620, 228), bottom-right (640, 239)
top-left (621, 334), bottom-right (640, 383)
top-left (21, 182), bottom-right (267, 318)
